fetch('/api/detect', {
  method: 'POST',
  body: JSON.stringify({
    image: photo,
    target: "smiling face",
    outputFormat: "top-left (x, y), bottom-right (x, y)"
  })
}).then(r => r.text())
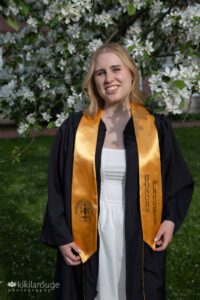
top-left (93, 52), bottom-right (133, 108)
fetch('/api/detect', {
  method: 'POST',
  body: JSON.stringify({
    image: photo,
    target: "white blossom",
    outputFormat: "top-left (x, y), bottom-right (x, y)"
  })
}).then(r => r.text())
top-left (55, 112), bottom-right (69, 127)
top-left (162, 67), bottom-right (179, 79)
top-left (68, 43), bottom-right (76, 54)
top-left (0, 1), bottom-right (199, 132)
top-left (0, 80), bottom-right (16, 99)
top-left (16, 86), bottom-right (35, 102)
top-left (37, 76), bottom-right (50, 91)
top-left (27, 113), bottom-right (36, 125)
top-left (87, 39), bottom-right (103, 53)
top-left (0, 32), bottom-right (16, 44)
top-left (27, 16), bottom-right (38, 28)
top-left (95, 10), bottom-right (113, 27)
top-left (42, 112), bottom-right (51, 122)
top-left (150, 0), bottom-right (166, 17)
top-left (66, 24), bottom-right (81, 39)
top-left (58, 59), bottom-right (67, 71)
top-left (17, 122), bottom-right (29, 135)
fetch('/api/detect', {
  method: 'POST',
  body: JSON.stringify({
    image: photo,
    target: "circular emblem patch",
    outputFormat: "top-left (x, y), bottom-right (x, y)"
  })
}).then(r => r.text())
top-left (74, 200), bottom-right (93, 222)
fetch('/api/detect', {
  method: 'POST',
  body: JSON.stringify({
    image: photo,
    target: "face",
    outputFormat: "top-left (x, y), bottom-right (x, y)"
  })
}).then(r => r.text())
top-left (93, 52), bottom-right (133, 107)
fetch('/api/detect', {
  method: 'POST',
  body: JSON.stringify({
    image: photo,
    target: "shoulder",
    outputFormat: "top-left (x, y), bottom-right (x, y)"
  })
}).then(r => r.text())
top-left (145, 107), bottom-right (172, 134)
top-left (59, 110), bottom-right (83, 132)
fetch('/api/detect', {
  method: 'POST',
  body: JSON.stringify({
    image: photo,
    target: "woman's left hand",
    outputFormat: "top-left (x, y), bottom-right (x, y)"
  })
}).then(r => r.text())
top-left (153, 220), bottom-right (175, 251)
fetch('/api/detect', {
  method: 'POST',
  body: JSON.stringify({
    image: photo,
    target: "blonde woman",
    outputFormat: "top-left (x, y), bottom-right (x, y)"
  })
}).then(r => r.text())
top-left (40, 43), bottom-right (194, 300)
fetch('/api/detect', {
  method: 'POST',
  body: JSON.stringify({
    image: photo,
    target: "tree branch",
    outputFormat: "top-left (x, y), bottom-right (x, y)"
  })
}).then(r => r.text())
top-left (105, 7), bottom-right (149, 44)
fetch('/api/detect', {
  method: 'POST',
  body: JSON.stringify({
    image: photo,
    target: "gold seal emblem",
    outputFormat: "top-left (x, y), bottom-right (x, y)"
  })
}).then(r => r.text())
top-left (74, 200), bottom-right (93, 222)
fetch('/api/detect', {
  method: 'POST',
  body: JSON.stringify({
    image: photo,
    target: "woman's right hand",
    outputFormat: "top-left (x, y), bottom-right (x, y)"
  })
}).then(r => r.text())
top-left (59, 242), bottom-right (82, 266)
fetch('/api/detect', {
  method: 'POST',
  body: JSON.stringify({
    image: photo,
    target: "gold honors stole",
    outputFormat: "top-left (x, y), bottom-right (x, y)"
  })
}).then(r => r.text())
top-left (71, 101), bottom-right (163, 263)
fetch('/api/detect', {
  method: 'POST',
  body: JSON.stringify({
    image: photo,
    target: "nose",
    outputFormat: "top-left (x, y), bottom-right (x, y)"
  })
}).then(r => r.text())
top-left (104, 70), bottom-right (114, 84)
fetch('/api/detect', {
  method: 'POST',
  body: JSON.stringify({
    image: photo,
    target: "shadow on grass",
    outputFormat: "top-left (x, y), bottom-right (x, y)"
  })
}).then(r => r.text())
top-left (0, 137), bottom-right (57, 300)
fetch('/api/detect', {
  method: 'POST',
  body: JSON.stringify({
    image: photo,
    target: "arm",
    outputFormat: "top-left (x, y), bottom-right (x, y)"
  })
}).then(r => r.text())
top-left (40, 118), bottom-right (73, 248)
top-left (154, 114), bottom-right (195, 250)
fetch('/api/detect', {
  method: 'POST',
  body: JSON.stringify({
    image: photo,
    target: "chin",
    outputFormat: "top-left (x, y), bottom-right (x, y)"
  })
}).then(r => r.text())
top-left (108, 96), bottom-right (125, 103)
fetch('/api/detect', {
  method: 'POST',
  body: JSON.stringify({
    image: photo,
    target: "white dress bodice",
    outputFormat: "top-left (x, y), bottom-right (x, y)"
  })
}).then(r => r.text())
top-left (95, 147), bottom-right (126, 300)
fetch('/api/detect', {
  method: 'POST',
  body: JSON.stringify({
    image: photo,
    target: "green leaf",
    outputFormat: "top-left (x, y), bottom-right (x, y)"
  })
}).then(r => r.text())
top-left (5, 16), bottom-right (20, 31)
top-left (193, 16), bottom-right (200, 23)
top-left (172, 80), bottom-right (186, 90)
top-left (20, 2), bottom-right (29, 16)
top-left (127, 44), bottom-right (136, 52)
top-left (127, 4), bottom-right (136, 16)
top-left (47, 121), bottom-right (55, 129)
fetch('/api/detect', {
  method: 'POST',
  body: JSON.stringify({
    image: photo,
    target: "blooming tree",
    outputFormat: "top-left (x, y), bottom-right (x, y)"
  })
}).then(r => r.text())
top-left (0, 0), bottom-right (199, 135)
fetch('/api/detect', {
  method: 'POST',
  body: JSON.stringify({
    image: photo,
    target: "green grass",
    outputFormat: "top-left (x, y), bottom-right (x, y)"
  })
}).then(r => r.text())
top-left (0, 128), bottom-right (199, 300)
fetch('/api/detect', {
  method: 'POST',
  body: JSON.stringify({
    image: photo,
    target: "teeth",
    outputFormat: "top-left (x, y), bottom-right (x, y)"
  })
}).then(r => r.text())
top-left (106, 86), bottom-right (118, 91)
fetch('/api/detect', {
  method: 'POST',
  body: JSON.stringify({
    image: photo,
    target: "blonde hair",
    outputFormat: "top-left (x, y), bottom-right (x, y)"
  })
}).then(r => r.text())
top-left (82, 42), bottom-right (145, 117)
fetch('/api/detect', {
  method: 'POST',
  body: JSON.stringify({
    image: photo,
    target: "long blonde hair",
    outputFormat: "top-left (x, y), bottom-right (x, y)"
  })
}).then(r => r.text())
top-left (82, 42), bottom-right (145, 117)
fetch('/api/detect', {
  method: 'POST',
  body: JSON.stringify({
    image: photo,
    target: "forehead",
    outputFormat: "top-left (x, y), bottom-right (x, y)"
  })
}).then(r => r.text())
top-left (94, 52), bottom-right (124, 69)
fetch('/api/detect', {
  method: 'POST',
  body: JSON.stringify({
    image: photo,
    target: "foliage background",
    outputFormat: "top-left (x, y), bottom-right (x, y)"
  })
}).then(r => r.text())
top-left (0, 0), bottom-right (199, 135)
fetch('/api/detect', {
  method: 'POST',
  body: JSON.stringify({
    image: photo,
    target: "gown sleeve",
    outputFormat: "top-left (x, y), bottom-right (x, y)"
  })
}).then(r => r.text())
top-left (160, 114), bottom-right (195, 233)
top-left (40, 117), bottom-right (73, 248)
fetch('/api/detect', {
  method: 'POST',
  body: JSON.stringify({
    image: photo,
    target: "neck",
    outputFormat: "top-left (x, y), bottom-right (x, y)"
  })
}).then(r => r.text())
top-left (103, 100), bottom-right (131, 117)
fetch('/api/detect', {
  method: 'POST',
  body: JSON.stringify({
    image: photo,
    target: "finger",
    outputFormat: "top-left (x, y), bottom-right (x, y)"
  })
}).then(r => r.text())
top-left (154, 229), bottom-right (164, 243)
top-left (156, 239), bottom-right (163, 246)
top-left (65, 256), bottom-right (82, 266)
top-left (70, 242), bottom-right (82, 254)
top-left (66, 249), bottom-right (81, 261)
top-left (154, 236), bottom-right (170, 251)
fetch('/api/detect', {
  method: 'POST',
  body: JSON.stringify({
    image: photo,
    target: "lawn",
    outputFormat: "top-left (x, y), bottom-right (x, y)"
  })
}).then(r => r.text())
top-left (0, 127), bottom-right (199, 300)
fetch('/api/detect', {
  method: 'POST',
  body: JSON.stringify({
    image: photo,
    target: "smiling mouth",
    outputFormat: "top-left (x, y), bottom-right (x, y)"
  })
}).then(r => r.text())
top-left (105, 86), bottom-right (120, 93)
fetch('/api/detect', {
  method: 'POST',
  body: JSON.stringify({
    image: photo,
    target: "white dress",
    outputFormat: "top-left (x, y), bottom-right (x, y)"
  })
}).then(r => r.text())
top-left (94, 147), bottom-right (126, 300)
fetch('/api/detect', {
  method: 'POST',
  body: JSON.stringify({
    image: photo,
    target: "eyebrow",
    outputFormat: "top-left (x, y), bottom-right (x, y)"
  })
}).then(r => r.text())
top-left (94, 64), bottom-right (122, 74)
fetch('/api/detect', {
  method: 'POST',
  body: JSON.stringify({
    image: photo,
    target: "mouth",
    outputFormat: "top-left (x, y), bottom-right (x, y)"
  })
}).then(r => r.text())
top-left (105, 85), bottom-right (120, 94)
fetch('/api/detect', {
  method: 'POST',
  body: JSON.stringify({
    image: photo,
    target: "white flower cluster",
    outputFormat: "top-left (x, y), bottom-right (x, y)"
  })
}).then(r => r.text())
top-left (149, 57), bottom-right (199, 113)
top-left (26, 113), bottom-right (36, 125)
top-left (67, 43), bottom-right (76, 55)
top-left (27, 16), bottom-right (38, 29)
top-left (66, 87), bottom-right (85, 112)
top-left (95, 10), bottom-right (114, 27)
top-left (150, 0), bottom-right (168, 17)
top-left (66, 24), bottom-right (81, 39)
top-left (44, 0), bottom-right (92, 25)
top-left (0, 80), bottom-right (16, 102)
top-left (161, 4), bottom-right (200, 45)
top-left (87, 39), bottom-right (104, 53)
top-left (36, 76), bottom-right (50, 91)
top-left (55, 112), bottom-right (69, 127)
top-left (0, 1), bottom-right (199, 135)
top-left (0, 1), bottom-right (19, 17)
top-left (42, 112), bottom-right (52, 122)
top-left (178, 4), bottom-right (200, 45)
top-left (124, 36), bottom-right (154, 60)
top-left (124, 21), bottom-right (154, 65)
top-left (16, 86), bottom-right (35, 102)
top-left (119, 0), bottom-right (147, 11)
top-left (17, 122), bottom-right (29, 135)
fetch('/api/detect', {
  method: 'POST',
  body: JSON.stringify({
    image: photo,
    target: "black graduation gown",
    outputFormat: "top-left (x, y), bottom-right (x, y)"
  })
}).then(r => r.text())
top-left (40, 109), bottom-right (195, 300)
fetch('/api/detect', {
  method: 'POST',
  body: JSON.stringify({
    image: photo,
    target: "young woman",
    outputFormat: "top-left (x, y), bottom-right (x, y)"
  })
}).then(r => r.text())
top-left (40, 42), bottom-right (194, 300)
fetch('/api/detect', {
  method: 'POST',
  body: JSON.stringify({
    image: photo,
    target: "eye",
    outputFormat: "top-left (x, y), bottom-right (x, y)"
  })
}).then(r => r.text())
top-left (113, 68), bottom-right (120, 72)
top-left (96, 71), bottom-right (104, 76)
